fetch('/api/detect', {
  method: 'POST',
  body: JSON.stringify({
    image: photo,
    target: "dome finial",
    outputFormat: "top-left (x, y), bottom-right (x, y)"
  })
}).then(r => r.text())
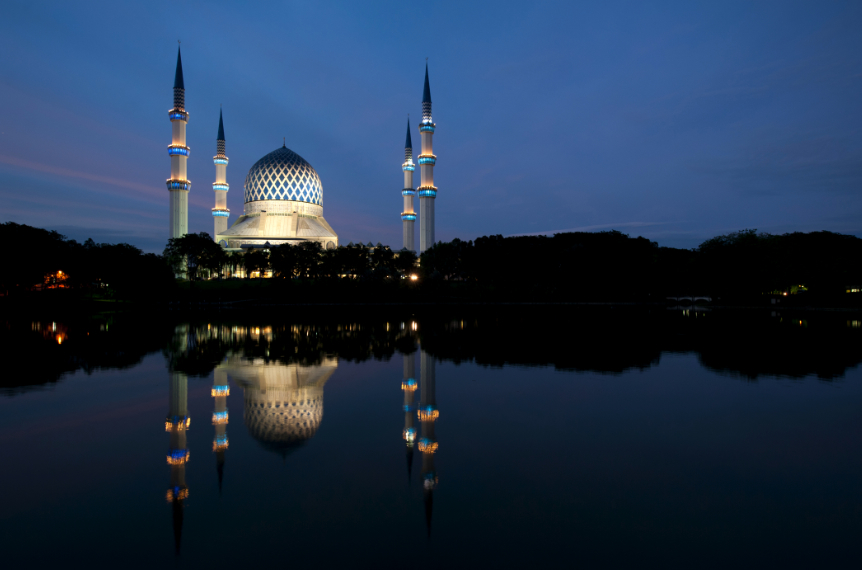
top-left (283, 137), bottom-right (286, 148)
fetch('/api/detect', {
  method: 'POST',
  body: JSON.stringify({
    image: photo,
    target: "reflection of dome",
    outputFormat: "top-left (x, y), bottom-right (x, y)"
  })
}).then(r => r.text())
top-left (245, 389), bottom-right (323, 454)
top-left (244, 146), bottom-right (323, 205)
top-left (219, 356), bottom-right (337, 457)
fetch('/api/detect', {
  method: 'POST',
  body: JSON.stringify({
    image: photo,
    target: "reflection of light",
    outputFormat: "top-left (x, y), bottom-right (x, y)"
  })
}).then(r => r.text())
top-left (418, 439), bottom-right (438, 454)
top-left (211, 386), bottom-right (230, 397)
top-left (402, 379), bottom-right (417, 391)
top-left (166, 450), bottom-right (190, 465)
top-left (212, 410), bottom-right (229, 424)
top-left (166, 487), bottom-right (189, 502)
top-left (411, 321), bottom-right (417, 331)
top-left (418, 407), bottom-right (439, 422)
top-left (55, 334), bottom-right (64, 345)
top-left (403, 427), bottom-right (416, 443)
top-left (165, 416), bottom-right (191, 431)
top-left (212, 436), bottom-right (229, 452)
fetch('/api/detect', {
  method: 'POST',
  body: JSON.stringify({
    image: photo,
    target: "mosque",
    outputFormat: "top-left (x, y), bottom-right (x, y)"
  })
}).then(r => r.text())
top-left (166, 46), bottom-right (438, 254)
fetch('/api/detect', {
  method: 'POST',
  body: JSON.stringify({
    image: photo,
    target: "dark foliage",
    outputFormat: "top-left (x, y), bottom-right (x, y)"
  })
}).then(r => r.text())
top-left (0, 222), bottom-right (175, 299)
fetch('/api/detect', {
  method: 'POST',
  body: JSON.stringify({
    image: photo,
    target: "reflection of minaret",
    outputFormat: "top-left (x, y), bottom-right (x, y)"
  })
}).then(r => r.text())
top-left (401, 352), bottom-right (417, 480)
top-left (166, 371), bottom-right (190, 555)
top-left (418, 349), bottom-right (439, 536)
top-left (212, 368), bottom-right (229, 492)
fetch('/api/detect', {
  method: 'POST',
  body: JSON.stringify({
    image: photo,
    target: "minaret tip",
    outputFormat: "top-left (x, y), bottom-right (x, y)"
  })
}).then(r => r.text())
top-left (173, 45), bottom-right (185, 90)
top-left (217, 108), bottom-right (225, 142)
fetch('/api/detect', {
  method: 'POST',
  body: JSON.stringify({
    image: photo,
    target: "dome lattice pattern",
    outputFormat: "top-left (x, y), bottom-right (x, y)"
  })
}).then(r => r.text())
top-left (244, 394), bottom-right (323, 447)
top-left (244, 146), bottom-right (322, 205)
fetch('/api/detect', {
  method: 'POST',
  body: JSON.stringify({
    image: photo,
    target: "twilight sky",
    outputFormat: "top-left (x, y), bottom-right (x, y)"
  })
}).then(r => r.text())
top-left (1, 1), bottom-right (861, 252)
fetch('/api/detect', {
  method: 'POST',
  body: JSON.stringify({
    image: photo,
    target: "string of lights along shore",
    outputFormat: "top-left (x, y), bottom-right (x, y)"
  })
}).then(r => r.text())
top-left (165, 45), bottom-right (438, 253)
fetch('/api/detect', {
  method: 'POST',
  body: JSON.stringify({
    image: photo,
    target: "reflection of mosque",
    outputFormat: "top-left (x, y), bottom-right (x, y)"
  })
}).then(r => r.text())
top-left (401, 326), bottom-right (439, 535)
top-left (163, 324), bottom-right (337, 554)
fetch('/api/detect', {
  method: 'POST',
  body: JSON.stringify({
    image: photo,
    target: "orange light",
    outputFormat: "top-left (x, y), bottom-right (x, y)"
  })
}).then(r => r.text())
top-left (410, 274), bottom-right (418, 281)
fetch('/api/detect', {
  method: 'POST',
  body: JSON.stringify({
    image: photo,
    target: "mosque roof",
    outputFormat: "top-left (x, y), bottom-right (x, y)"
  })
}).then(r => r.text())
top-left (244, 146), bottom-right (323, 205)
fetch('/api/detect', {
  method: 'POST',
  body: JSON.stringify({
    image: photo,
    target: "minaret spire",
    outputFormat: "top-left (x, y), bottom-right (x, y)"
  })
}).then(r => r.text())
top-left (418, 61), bottom-right (437, 253)
top-left (401, 116), bottom-right (416, 251)
top-left (212, 108), bottom-right (230, 242)
top-left (167, 45), bottom-right (190, 249)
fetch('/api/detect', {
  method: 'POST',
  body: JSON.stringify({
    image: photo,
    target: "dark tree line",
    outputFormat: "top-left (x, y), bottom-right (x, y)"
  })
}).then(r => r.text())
top-left (5, 221), bottom-right (862, 304)
top-left (0, 222), bottom-right (174, 298)
top-left (418, 230), bottom-right (862, 302)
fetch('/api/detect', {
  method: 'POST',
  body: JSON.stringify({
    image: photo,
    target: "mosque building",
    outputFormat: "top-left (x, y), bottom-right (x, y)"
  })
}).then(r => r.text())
top-left (166, 47), bottom-right (437, 254)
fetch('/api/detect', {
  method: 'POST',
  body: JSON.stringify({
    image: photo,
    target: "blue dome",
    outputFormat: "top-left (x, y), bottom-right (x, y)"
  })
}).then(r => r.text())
top-left (244, 146), bottom-right (322, 205)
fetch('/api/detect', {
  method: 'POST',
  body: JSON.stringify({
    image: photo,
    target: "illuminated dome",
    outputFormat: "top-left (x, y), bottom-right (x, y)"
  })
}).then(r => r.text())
top-left (244, 145), bottom-right (322, 205)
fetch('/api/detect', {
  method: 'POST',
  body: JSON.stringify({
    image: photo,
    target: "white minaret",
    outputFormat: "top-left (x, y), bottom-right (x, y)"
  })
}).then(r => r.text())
top-left (401, 118), bottom-right (416, 251)
top-left (418, 62), bottom-right (437, 253)
top-left (212, 108), bottom-right (229, 240)
top-left (167, 45), bottom-right (190, 240)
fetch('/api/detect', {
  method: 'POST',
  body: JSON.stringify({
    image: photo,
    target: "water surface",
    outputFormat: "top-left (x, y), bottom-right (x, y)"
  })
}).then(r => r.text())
top-left (2, 308), bottom-right (861, 567)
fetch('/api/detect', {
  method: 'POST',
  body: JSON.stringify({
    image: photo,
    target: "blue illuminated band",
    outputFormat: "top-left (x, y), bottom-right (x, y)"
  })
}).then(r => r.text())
top-left (419, 123), bottom-right (436, 133)
top-left (402, 188), bottom-right (416, 196)
top-left (417, 155), bottom-right (436, 165)
top-left (213, 157), bottom-right (229, 165)
top-left (212, 209), bottom-right (230, 217)
top-left (401, 213), bottom-right (417, 221)
top-left (212, 183), bottom-right (229, 191)
top-left (212, 385), bottom-right (229, 396)
top-left (417, 187), bottom-right (437, 198)
top-left (402, 164), bottom-right (415, 172)
top-left (169, 110), bottom-right (188, 121)
top-left (212, 410), bottom-right (229, 423)
top-left (166, 179), bottom-right (191, 191)
top-left (167, 144), bottom-right (190, 156)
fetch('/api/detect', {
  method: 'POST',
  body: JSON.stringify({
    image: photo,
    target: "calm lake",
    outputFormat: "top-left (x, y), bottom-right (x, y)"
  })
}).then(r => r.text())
top-left (2, 307), bottom-right (861, 568)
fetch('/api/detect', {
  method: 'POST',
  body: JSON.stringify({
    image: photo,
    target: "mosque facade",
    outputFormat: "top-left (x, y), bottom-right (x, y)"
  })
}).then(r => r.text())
top-left (166, 47), bottom-right (439, 254)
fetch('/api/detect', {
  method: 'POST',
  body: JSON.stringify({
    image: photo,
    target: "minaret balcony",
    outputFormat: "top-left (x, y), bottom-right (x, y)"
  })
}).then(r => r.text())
top-left (402, 163), bottom-right (415, 172)
top-left (213, 156), bottom-right (229, 165)
top-left (403, 427), bottom-right (416, 443)
top-left (419, 122), bottom-right (436, 133)
top-left (165, 415), bottom-right (191, 431)
top-left (167, 144), bottom-right (190, 157)
top-left (211, 386), bottom-right (230, 397)
top-left (418, 155), bottom-right (436, 165)
top-left (212, 183), bottom-right (230, 191)
top-left (212, 436), bottom-right (229, 452)
top-left (166, 179), bottom-right (191, 191)
top-left (402, 378), bottom-right (418, 390)
top-left (402, 188), bottom-right (416, 196)
top-left (401, 212), bottom-right (417, 221)
top-left (168, 109), bottom-right (188, 121)
top-left (418, 405), bottom-right (439, 421)
top-left (418, 438), bottom-right (439, 454)
top-left (166, 449), bottom-right (190, 465)
top-left (417, 186), bottom-right (438, 198)
top-left (212, 410), bottom-right (229, 424)
top-left (166, 487), bottom-right (189, 502)
top-left (212, 209), bottom-right (230, 217)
